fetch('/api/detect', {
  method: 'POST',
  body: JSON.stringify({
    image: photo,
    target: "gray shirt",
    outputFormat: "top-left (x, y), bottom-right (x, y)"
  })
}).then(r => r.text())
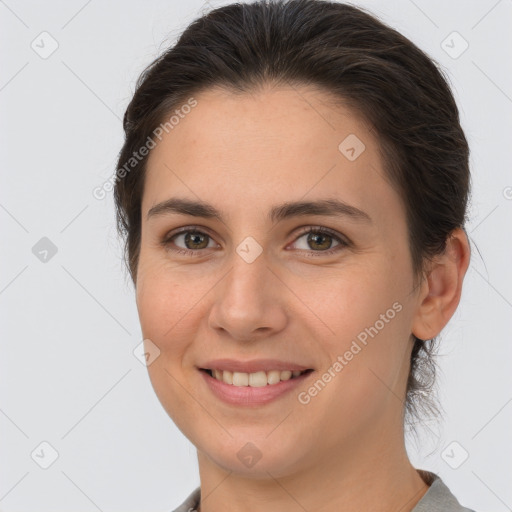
top-left (171, 471), bottom-right (476, 512)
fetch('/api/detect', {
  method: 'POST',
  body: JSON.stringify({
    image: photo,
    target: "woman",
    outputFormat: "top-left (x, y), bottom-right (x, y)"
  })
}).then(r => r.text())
top-left (114, 0), bottom-right (476, 510)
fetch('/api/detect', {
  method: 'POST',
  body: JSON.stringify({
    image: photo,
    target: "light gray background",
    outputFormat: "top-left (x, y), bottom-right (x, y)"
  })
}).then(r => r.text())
top-left (1, 0), bottom-right (511, 511)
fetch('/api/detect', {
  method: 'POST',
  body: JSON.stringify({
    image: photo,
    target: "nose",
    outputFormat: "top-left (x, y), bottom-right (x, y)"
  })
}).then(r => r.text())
top-left (207, 248), bottom-right (288, 342)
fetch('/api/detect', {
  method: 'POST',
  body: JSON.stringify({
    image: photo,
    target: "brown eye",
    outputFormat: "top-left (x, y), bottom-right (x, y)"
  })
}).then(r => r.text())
top-left (291, 227), bottom-right (349, 255)
top-left (183, 232), bottom-right (210, 250)
top-left (306, 231), bottom-right (334, 250)
top-left (162, 227), bottom-right (218, 255)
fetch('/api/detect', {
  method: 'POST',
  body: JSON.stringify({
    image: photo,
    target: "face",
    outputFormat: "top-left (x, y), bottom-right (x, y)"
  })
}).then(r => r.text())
top-left (136, 85), bottom-right (421, 478)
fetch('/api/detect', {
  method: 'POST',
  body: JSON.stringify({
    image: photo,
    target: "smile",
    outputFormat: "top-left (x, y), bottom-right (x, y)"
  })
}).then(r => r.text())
top-left (202, 368), bottom-right (312, 387)
top-left (199, 366), bottom-right (315, 406)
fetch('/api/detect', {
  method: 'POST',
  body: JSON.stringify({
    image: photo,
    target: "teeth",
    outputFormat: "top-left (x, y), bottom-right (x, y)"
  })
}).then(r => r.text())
top-left (209, 369), bottom-right (307, 386)
top-left (267, 370), bottom-right (281, 385)
top-left (232, 372), bottom-right (249, 386)
top-left (248, 371), bottom-right (267, 387)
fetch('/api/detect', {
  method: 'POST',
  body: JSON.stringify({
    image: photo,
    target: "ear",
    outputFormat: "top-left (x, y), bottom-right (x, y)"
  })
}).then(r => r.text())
top-left (412, 228), bottom-right (471, 341)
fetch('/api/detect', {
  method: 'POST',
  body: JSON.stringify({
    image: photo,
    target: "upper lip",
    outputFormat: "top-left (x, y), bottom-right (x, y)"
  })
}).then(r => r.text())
top-left (199, 358), bottom-right (313, 374)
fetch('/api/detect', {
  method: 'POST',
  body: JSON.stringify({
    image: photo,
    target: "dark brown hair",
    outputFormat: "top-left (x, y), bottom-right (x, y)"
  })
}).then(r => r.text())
top-left (114, 0), bottom-right (470, 427)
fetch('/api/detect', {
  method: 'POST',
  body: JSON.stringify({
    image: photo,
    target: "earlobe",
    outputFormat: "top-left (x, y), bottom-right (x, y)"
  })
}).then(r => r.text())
top-left (412, 228), bottom-right (471, 341)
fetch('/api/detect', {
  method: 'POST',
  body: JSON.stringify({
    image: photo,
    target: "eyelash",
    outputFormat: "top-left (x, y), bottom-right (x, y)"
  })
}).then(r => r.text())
top-left (161, 225), bottom-right (349, 257)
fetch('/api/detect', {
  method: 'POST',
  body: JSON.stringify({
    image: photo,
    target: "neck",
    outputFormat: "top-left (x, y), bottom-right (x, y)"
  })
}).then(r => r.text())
top-left (196, 423), bottom-right (429, 512)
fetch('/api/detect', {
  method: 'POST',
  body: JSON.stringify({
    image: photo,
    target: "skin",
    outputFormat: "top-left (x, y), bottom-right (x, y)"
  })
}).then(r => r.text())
top-left (135, 84), bottom-right (470, 511)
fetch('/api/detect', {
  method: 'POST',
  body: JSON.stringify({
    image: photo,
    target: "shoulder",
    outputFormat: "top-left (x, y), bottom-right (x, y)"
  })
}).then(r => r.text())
top-left (171, 487), bottom-right (200, 512)
top-left (413, 470), bottom-right (477, 512)
top-left (172, 473), bottom-right (478, 512)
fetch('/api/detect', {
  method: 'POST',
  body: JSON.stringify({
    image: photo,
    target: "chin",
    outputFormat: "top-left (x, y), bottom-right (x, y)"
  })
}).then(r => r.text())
top-left (197, 432), bottom-right (308, 479)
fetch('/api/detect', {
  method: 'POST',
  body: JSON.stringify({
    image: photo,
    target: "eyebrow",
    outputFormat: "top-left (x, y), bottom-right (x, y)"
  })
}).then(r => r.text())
top-left (146, 197), bottom-right (372, 224)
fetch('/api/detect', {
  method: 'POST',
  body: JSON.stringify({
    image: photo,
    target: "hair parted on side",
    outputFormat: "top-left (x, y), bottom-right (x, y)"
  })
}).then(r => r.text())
top-left (114, 0), bottom-right (471, 428)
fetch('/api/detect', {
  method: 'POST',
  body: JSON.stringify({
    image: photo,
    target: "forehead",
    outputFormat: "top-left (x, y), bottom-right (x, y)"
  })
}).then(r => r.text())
top-left (142, 85), bottom-right (401, 227)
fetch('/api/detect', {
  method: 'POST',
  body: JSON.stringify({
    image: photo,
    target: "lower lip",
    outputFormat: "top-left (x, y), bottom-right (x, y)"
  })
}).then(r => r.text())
top-left (200, 369), bottom-right (313, 406)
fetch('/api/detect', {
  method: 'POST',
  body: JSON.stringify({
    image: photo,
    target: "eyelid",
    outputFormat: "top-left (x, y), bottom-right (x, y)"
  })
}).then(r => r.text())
top-left (288, 225), bottom-right (350, 252)
top-left (291, 225), bottom-right (349, 243)
top-left (162, 225), bottom-right (220, 250)
top-left (163, 224), bottom-right (216, 241)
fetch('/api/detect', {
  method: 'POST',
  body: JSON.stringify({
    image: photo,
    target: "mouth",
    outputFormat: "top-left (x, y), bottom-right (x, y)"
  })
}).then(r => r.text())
top-left (200, 368), bottom-right (314, 387)
top-left (197, 358), bottom-right (315, 406)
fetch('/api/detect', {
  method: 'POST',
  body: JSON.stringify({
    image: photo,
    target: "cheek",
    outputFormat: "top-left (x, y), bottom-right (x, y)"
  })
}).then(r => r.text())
top-left (294, 262), bottom-right (411, 416)
top-left (136, 258), bottom-right (201, 342)
top-left (135, 268), bottom-right (206, 430)
top-left (135, 260), bottom-right (221, 380)
top-left (300, 259), bottom-right (407, 348)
